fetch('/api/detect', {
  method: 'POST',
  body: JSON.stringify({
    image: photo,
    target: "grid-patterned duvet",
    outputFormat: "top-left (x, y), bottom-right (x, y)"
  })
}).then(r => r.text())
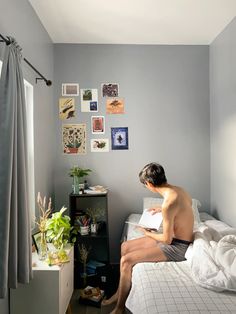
top-left (126, 261), bottom-right (236, 313)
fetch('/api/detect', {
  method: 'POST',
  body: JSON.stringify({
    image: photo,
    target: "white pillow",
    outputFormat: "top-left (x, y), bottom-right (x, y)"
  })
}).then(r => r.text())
top-left (143, 197), bottom-right (201, 228)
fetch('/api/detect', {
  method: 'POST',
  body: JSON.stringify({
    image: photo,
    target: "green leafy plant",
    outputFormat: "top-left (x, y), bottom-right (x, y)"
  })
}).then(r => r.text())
top-left (69, 166), bottom-right (92, 178)
top-left (46, 206), bottom-right (76, 249)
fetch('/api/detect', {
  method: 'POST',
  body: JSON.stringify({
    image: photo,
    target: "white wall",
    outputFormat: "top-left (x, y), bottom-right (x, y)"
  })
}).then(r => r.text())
top-left (210, 17), bottom-right (236, 227)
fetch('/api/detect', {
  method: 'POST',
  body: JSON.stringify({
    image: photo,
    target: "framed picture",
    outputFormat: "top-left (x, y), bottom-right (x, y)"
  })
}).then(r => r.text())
top-left (106, 98), bottom-right (124, 114)
top-left (81, 88), bottom-right (98, 112)
top-left (62, 83), bottom-right (79, 96)
top-left (62, 124), bottom-right (86, 154)
top-left (91, 139), bottom-right (109, 152)
top-left (32, 231), bottom-right (41, 253)
top-left (111, 127), bottom-right (129, 150)
top-left (101, 83), bottom-right (119, 97)
top-left (91, 116), bottom-right (105, 134)
top-left (59, 98), bottom-right (75, 120)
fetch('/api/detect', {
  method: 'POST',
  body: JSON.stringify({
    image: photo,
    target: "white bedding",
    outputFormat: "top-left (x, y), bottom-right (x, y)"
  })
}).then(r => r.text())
top-left (124, 212), bottom-right (236, 313)
top-left (190, 223), bottom-right (236, 292)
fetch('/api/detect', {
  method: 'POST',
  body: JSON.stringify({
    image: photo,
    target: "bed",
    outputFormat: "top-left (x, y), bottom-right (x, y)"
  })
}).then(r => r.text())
top-left (122, 198), bottom-right (236, 314)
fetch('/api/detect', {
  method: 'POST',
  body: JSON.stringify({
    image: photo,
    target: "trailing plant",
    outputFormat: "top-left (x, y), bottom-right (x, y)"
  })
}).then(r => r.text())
top-left (46, 206), bottom-right (76, 249)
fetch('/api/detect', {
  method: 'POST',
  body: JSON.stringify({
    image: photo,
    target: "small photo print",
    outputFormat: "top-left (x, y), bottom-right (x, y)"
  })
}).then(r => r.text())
top-left (111, 127), bottom-right (129, 150)
top-left (101, 83), bottom-right (119, 97)
top-left (91, 116), bottom-right (105, 134)
top-left (106, 98), bottom-right (124, 114)
top-left (81, 89), bottom-right (98, 112)
top-left (59, 98), bottom-right (75, 120)
top-left (90, 101), bottom-right (98, 111)
top-left (62, 83), bottom-right (79, 96)
top-left (91, 139), bottom-right (109, 152)
top-left (62, 124), bottom-right (86, 154)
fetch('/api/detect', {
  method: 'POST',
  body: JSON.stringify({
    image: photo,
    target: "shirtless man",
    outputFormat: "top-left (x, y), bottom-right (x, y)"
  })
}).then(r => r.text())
top-left (102, 162), bottom-right (194, 314)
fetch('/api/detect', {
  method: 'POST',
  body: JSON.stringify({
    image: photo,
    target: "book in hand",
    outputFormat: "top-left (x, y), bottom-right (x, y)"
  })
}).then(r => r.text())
top-left (126, 209), bottom-right (163, 231)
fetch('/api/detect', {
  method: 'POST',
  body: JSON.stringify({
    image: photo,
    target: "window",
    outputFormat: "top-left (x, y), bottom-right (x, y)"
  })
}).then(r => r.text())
top-left (0, 60), bottom-right (35, 227)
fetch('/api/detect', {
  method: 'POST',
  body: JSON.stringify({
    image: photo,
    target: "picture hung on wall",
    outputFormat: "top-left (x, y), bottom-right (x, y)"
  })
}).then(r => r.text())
top-left (91, 139), bottom-right (109, 152)
top-left (106, 98), bottom-right (125, 114)
top-left (62, 124), bottom-right (86, 154)
top-left (80, 88), bottom-right (98, 112)
top-left (111, 127), bottom-right (129, 150)
top-left (62, 83), bottom-right (79, 96)
top-left (91, 116), bottom-right (105, 134)
top-left (59, 98), bottom-right (75, 120)
top-left (101, 83), bottom-right (119, 97)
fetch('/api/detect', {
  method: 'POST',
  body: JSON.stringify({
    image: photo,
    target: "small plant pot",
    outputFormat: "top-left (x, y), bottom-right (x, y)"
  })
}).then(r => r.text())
top-left (90, 223), bottom-right (98, 234)
top-left (80, 225), bottom-right (90, 236)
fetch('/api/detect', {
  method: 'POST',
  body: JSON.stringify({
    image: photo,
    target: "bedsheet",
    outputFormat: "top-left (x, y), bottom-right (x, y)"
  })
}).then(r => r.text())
top-left (126, 261), bottom-right (236, 314)
top-left (123, 212), bottom-right (236, 313)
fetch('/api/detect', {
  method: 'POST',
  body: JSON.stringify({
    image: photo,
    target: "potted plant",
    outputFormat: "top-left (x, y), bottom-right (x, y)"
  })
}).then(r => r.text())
top-left (45, 206), bottom-right (76, 253)
top-left (86, 207), bottom-right (104, 234)
top-left (69, 166), bottom-right (92, 194)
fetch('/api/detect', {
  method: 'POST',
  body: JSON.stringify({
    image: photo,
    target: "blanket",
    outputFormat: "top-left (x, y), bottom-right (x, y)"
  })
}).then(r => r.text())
top-left (190, 223), bottom-right (236, 292)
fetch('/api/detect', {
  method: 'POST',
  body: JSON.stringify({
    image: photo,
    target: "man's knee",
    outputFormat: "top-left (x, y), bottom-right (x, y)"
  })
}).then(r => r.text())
top-left (121, 241), bottom-right (128, 256)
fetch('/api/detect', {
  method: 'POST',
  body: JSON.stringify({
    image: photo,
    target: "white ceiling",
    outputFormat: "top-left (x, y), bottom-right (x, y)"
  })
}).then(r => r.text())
top-left (28, 0), bottom-right (236, 45)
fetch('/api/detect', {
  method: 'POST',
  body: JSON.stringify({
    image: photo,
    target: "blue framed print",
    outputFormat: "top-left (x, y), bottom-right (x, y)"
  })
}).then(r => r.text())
top-left (111, 127), bottom-right (129, 150)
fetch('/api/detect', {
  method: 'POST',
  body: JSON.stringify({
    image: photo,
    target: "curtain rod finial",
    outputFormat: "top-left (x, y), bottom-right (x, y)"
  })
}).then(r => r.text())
top-left (46, 80), bottom-right (52, 86)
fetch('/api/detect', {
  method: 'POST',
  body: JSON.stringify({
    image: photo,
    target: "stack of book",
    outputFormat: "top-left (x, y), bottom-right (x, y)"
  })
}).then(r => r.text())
top-left (79, 286), bottom-right (105, 307)
top-left (86, 259), bottom-right (106, 275)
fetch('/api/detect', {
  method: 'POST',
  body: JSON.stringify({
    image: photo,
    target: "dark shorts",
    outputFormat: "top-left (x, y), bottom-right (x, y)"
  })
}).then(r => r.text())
top-left (159, 238), bottom-right (192, 262)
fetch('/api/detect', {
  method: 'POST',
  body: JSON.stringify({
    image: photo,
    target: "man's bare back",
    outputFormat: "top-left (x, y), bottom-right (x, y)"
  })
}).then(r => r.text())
top-left (162, 185), bottom-right (194, 242)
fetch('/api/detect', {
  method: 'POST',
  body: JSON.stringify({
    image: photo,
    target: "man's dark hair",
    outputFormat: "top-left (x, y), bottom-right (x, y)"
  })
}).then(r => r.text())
top-left (139, 162), bottom-right (167, 187)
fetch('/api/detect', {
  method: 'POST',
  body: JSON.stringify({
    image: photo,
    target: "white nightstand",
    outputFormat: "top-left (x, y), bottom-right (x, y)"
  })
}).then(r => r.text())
top-left (10, 246), bottom-right (74, 314)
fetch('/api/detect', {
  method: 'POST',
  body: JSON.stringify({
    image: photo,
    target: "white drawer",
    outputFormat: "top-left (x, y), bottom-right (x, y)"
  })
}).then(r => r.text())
top-left (59, 249), bottom-right (74, 314)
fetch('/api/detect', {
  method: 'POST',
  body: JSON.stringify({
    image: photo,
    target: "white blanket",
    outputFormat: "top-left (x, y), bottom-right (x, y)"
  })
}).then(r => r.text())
top-left (190, 223), bottom-right (236, 292)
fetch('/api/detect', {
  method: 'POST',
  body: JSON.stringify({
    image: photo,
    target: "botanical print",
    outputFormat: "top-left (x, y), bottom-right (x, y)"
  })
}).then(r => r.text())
top-left (91, 139), bottom-right (109, 152)
top-left (111, 127), bottom-right (129, 150)
top-left (101, 83), bottom-right (119, 97)
top-left (81, 88), bottom-right (98, 112)
top-left (91, 116), bottom-right (105, 134)
top-left (59, 98), bottom-right (75, 120)
top-left (62, 124), bottom-right (86, 154)
top-left (62, 83), bottom-right (79, 96)
top-left (106, 98), bottom-right (124, 114)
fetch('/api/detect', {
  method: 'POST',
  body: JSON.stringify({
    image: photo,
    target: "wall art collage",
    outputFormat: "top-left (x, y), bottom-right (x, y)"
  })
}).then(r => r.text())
top-left (59, 83), bottom-right (128, 154)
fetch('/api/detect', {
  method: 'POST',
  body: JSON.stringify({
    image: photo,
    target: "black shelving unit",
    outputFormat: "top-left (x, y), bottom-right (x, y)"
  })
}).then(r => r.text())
top-left (69, 192), bottom-right (110, 289)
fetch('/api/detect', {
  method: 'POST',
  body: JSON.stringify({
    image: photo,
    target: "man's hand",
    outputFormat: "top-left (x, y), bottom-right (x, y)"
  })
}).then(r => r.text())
top-left (147, 206), bottom-right (162, 215)
top-left (137, 226), bottom-right (157, 235)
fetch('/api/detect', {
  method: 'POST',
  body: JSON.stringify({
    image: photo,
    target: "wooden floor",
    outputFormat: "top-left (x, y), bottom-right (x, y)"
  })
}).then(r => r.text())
top-left (70, 290), bottom-right (100, 314)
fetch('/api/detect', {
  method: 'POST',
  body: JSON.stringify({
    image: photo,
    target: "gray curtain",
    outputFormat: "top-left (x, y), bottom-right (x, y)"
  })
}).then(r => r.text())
top-left (0, 37), bottom-right (32, 298)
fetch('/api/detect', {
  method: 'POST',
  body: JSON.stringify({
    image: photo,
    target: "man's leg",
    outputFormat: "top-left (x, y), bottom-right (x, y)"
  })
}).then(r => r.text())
top-left (102, 236), bottom-right (158, 306)
top-left (111, 245), bottom-right (167, 314)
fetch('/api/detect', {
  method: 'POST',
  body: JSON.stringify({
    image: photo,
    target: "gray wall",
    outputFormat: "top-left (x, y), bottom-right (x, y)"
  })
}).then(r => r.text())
top-left (54, 44), bottom-right (210, 262)
top-left (210, 17), bottom-right (236, 227)
top-left (0, 0), bottom-right (54, 312)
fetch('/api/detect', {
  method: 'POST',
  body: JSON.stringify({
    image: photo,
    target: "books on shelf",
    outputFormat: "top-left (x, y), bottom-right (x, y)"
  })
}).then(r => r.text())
top-left (85, 185), bottom-right (108, 194)
top-left (126, 208), bottom-right (163, 231)
top-left (86, 259), bottom-right (106, 275)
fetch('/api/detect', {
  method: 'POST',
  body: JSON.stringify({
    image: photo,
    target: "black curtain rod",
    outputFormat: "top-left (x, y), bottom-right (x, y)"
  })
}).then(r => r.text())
top-left (0, 34), bottom-right (52, 86)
